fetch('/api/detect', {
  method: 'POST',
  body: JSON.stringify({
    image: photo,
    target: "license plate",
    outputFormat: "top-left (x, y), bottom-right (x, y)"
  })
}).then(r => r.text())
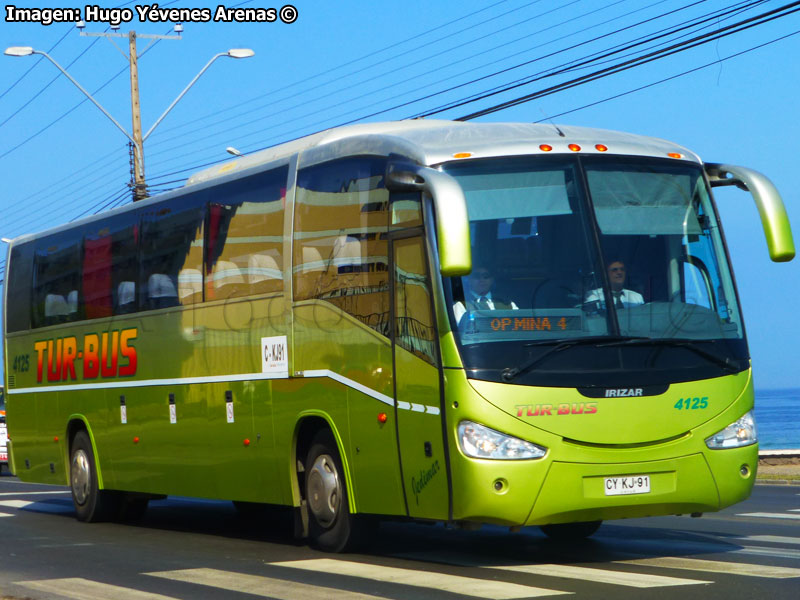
top-left (604, 475), bottom-right (651, 496)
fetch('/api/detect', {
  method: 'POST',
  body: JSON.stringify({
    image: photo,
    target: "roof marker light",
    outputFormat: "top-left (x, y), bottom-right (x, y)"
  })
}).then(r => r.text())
top-left (668, 152), bottom-right (683, 159)
top-left (453, 152), bottom-right (472, 159)
top-left (539, 144), bottom-right (553, 152)
top-left (568, 144), bottom-right (581, 152)
top-left (595, 144), bottom-right (608, 152)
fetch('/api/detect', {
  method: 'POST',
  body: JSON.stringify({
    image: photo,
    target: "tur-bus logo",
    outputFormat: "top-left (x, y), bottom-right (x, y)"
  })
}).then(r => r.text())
top-left (33, 328), bottom-right (138, 383)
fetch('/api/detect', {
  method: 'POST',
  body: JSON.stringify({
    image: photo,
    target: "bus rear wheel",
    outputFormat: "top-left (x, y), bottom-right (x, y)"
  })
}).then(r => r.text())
top-left (70, 431), bottom-right (118, 522)
top-left (539, 520), bottom-right (602, 540)
top-left (304, 431), bottom-right (363, 552)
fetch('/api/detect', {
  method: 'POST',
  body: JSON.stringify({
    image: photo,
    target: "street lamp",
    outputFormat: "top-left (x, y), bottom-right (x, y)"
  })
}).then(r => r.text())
top-left (4, 44), bottom-right (254, 201)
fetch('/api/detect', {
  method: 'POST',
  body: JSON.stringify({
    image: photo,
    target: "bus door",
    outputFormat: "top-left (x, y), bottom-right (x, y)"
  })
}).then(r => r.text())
top-left (390, 233), bottom-right (450, 520)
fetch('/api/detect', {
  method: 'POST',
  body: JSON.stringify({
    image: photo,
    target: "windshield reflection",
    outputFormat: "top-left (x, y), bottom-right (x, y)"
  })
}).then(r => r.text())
top-left (441, 155), bottom-right (747, 386)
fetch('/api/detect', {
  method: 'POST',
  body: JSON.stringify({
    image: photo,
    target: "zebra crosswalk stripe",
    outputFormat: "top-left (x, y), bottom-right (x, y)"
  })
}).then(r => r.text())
top-left (17, 577), bottom-right (180, 600)
top-left (489, 563), bottom-right (708, 588)
top-left (0, 500), bottom-right (32, 509)
top-left (147, 568), bottom-right (384, 600)
top-left (615, 556), bottom-right (800, 579)
top-left (271, 558), bottom-right (570, 598)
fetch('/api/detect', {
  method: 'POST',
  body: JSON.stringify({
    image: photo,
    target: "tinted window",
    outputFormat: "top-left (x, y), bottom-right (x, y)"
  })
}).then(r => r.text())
top-left (5, 242), bottom-right (34, 333)
top-left (83, 211), bottom-right (141, 318)
top-left (32, 232), bottom-right (82, 328)
top-left (206, 167), bottom-right (288, 300)
top-left (294, 157), bottom-right (390, 336)
top-left (140, 198), bottom-right (205, 310)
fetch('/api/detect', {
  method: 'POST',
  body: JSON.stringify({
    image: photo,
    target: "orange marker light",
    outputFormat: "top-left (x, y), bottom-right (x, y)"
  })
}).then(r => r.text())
top-left (133, 436), bottom-right (140, 444)
top-left (539, 144), bottom-right (553, 152)
top-left (568, 144), bottom-right (581, 152)
top-left (453, 152), bottom-right (472, 159)
top-left (595, 144), bottom-right (608, 152)
top-left (378, 412), bottom-right (388, 424)
top-left (243, 438), bottom-right (251, 446)
top-left (53, 436), bottom-right (59, 443)
top-left (668, 152), bottom-right (683, 159)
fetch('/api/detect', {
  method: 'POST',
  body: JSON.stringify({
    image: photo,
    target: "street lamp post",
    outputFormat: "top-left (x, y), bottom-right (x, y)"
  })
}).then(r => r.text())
top-left (4, 44), bottom-right (254, 201)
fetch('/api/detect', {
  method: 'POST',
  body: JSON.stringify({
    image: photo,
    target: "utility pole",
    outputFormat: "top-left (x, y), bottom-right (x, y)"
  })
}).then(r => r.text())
top-left (128, 31), bottom-right (146, 201)
top-left (6, 28), bottom-right (253, 205)
top-left (80, 26), bottom-right (182, 201)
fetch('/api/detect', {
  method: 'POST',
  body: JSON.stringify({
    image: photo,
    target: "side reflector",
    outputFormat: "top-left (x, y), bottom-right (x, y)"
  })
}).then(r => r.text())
top-left (378, 413), bottom-right (388, 424)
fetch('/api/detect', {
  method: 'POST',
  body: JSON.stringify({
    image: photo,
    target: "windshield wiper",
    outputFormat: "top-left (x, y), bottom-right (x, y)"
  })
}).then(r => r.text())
top-left (594, 337), bottom-right (741, 373)
top-left (502, 336), bottom-right (639, 382)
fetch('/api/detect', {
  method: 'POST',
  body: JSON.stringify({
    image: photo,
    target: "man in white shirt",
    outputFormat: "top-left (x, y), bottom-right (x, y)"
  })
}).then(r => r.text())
top-left (453, 265), bottom-right (518, 324)
top-left (585, 260), bottom-right (644, 309)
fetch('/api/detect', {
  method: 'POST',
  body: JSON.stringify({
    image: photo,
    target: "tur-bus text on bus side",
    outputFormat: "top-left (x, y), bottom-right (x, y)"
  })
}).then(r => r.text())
top-left (33, 328), bottom-right (138, 383)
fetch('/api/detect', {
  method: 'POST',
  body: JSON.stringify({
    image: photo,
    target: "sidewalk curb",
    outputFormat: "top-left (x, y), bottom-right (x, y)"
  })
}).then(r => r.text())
top-left (755, 478), bottom-right (800, 486)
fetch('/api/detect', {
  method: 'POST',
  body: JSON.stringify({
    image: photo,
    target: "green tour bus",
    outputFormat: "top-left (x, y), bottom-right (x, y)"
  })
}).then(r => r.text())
top-left (2, 121), bottom-right (794, 551)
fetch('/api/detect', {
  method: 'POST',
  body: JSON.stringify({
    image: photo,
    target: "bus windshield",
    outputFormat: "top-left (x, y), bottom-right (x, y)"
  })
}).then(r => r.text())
top-left (442, 155), bottom-right (746, 387)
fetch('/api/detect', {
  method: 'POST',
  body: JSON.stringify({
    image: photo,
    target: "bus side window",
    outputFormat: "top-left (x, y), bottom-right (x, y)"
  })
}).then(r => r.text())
top-left (140, 201), bottom-right (205, 310)
top-left (5, 242), bottom-right (34, 333)
top-left (294, 156), bottom-right (391, 337)
top-left (84, 214), bottom-right (140, 320)
top-left (32, 234), bottom-right (82, 328)
top-left (394, 236), bottom-right (437, 365)
top-left (205, 166), bottom-right (288, 301)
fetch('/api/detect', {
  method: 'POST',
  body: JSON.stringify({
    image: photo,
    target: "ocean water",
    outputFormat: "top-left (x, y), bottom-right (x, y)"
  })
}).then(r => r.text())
top-left (754, 388), bottom-right (800, 450)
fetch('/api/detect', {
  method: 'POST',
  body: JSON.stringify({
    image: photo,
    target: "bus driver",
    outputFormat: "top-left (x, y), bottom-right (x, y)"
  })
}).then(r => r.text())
top-left (585, 260), bottom-right (644, 309)
top-left (453, 264), bottom-right (519, 324)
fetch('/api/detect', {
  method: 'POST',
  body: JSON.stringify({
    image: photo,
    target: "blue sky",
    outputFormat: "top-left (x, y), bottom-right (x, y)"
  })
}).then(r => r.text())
top-left (1, 0), bottom-right (798, 389)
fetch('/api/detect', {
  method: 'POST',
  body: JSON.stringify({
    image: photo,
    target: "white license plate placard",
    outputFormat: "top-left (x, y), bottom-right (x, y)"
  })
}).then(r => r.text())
top-left (604, 475), bottom-right (651, 496)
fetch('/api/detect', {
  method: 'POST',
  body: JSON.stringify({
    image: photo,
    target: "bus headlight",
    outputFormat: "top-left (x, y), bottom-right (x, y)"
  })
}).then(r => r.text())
top-left (457, 421), bottom-right (546, 460)
top-left (705, 411), bottom-right (757, 449)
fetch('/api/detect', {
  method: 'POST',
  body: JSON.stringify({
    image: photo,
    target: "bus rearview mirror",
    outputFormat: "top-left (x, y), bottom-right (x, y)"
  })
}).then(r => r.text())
top-left (386, 162), bottom-right (472, 276)
top-left (706, 163), bottom-right (795, 262)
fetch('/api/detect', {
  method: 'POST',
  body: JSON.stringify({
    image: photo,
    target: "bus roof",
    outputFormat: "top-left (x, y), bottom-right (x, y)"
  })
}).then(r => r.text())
top-left (185, 120), bottom-right (701, 186)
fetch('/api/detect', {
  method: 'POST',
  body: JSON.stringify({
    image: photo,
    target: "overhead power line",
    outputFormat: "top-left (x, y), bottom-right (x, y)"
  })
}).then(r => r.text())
top-left (452, 1), bottom-right (800, 119)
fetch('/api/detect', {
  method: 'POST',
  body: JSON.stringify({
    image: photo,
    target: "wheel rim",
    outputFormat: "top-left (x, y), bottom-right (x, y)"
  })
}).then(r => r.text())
top-left (307, 453), bottom-right (341, 528)
top-left (71, 449), bottom-right (91, 507)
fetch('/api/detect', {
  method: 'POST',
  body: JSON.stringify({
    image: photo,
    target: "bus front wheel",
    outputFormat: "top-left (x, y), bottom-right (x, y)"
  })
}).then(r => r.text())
top-left (304, 431), bottom-right (362, 552)
top-left (70, 431), bottom-right (118, 522)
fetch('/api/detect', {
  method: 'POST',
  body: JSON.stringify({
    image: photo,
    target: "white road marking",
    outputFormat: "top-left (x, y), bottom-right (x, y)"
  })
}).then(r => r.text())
top-left (271, 558), bottom-right (570, 598)
top-left (490, 564), bottom-right (708, 588)
top-left (616, 557), bottom-right (800, 579)
top-left (0, 500), bottom-right (32, 508)
top-left (148, 568), bottom-right (385, 600)
top-left (0, 490), bottom-right (70, 496)
top-left (0, 512), bottom-right (13, 517)
top-left (726, 535), bottom-right (800, 546)
top-left (737, 512), bottom-right (800, 520)
top-left (17, 578), bottom-right (180, 600)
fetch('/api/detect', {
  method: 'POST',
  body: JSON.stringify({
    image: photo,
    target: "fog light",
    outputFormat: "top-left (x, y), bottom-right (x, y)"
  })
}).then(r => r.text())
top-left (493, 478), bottom-right (508, 494)
top-left (740, 464), bottom-right (751, 477)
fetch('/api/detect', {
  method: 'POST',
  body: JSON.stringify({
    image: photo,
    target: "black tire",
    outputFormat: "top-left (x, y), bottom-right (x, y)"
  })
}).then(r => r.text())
top-left (539, 520), bottom-right (602, 540)
top-left (304, 430), bottom-right (364, 552)
top-left (70, 431), bottom-right (119, 522)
